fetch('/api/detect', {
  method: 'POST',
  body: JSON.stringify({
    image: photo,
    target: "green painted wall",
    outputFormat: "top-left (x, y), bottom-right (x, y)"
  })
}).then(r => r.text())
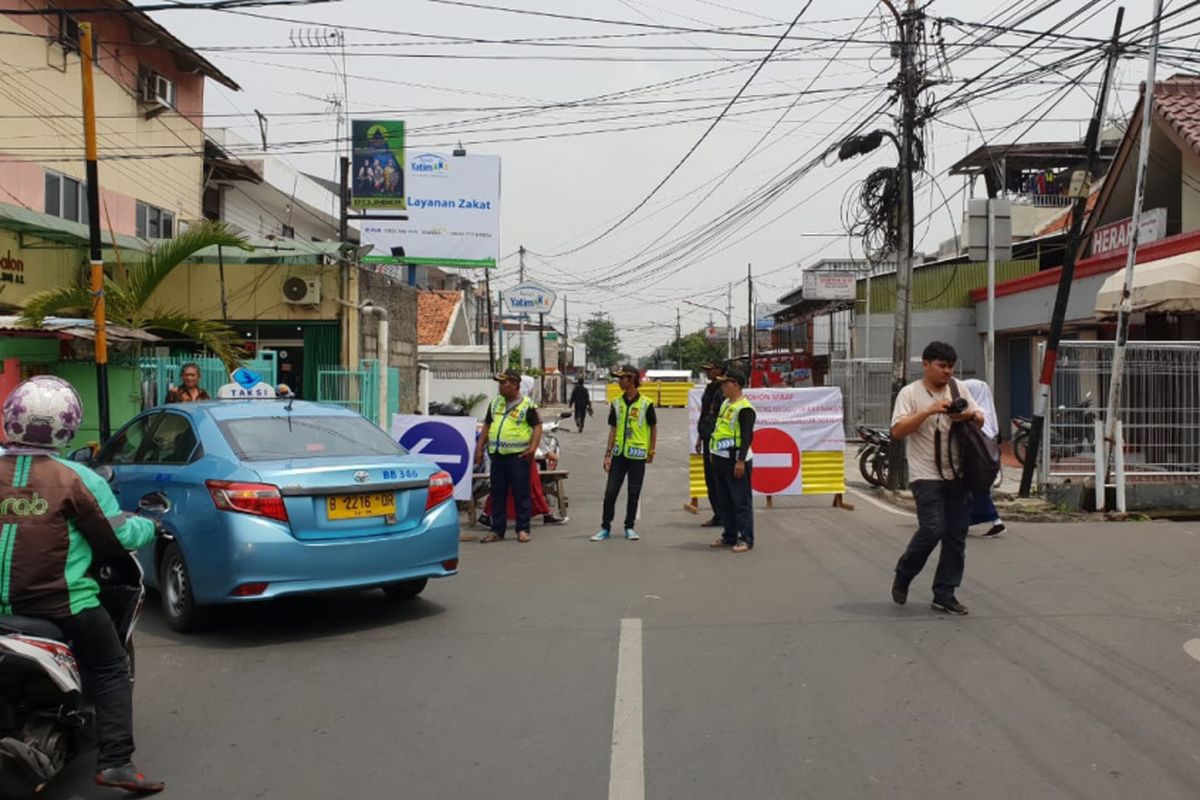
top-left (857, 260), bottom-right (1040, 314)
top-left (49, 363), bottom-right (143, 450)
top-left (0, 338), bottom-right (60, 364)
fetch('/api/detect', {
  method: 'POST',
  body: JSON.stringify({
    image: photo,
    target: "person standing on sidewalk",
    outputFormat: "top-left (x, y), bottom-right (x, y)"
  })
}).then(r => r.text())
top-left (592, 365), bottom-right (656, 542)
top-left (708, 368), bottom-right (756, 553)
top-left (476, 369), bottom-right (542, 544)
top-left (890, 342), bottom-right (984, 615)
top-left (695, 360), bottom-right (726, 529)
top-left (962, 378), bottom-right (1007, 537)
top-left (569, 379), bottom-right (593, 433)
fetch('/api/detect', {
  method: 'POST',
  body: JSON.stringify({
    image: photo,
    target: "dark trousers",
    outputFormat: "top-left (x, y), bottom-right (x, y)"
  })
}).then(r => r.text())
top-left (701, 440), bottom-right (722, 523)
top-left (53, 607), bottom-right (134, 770)
top-left (574, 409), bottom-right (587, 431)
top-left (969, 490), bottom-right (999, 526)
top-left (712, 456), bottom-right (754, 546)
top-left (489, 453), bottom-right (532, 536)
top-left (602, 455), bottom-right (646, 531)
top-left (895, 480), bottom-right (969, 601)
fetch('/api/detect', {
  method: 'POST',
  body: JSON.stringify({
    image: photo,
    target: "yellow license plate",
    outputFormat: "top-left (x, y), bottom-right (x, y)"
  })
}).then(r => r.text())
top-left (326, 492), bottom-right (396, 520)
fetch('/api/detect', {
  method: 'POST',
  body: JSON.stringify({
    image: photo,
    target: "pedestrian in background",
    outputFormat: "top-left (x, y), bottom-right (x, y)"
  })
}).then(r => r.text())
top-left (695, 359), bottom-right (726, 529)
top-left (962, 378), bottom-right (1007, 538)
top-left (709, 368), bottom-right (756, 553)
top-left (569, 379), bottom-right (592, 432)
top-left (889, 342), bottom-right (984, 615)
top-left (593, 365), bottom-right (656, 542)
top-left (165, 363), bottom-right (209, 403)
top-left (476, 369), bottom-right (542, 544)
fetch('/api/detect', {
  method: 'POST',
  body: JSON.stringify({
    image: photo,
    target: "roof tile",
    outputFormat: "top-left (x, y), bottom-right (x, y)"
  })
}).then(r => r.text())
top-left (417, 290), bottom-right (462, 346)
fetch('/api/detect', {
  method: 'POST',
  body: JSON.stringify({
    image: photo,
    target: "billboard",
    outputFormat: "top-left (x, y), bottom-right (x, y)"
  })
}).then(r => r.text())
top-left (351, 120), bottom-right (406, 210)
top-left (1091, 207), bottom-right (1167, 258)
top-left (802, 271), bottom-right (857, 300)
top-left (503, 282), bottom-right (556, 315)
top-left (361, 152), bottom-right (501, 269)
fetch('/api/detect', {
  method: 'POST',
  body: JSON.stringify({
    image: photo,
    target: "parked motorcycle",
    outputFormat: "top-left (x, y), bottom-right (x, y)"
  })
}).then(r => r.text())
top-left (1013, 392), bottom-right (1095, 466)
top-left (0, 484), bottom-right (165, 798)
top-left (856, 425), bottom-right (891, 488)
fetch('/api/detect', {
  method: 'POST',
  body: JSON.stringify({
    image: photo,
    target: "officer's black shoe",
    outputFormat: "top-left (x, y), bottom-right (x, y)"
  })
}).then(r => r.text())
top-left (95, 764), bottom-right (165, 794)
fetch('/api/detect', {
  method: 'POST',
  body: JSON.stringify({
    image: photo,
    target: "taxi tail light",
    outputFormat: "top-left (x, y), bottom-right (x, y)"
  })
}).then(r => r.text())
top-left (207, 480), bottom-right (289, 523)
top-left (425, 471), bottom-right (454, 511)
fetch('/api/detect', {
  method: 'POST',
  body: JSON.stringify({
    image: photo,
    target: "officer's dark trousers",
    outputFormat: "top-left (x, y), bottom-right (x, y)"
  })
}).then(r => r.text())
top-left (713, 455), bottom-right (754, 546)
top-left (602, 455), bottom-right (645, 532)
top-left (895, 479), bottom-right (969, 602)
top-left (53, 607), bottom-right (134, 769)
top-left (489, 453), bottom-right (532, 536)
top-left (701, 440), bottom-right (722, 523)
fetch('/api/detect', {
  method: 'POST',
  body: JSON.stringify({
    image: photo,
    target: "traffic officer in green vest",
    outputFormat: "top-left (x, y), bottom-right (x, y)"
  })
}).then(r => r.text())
top-left (592, 365), bottom-right (657, 542)
top-left (709, 367), bottom-right (757, 553)
top-left (476, 368), bottom-right (542, 543)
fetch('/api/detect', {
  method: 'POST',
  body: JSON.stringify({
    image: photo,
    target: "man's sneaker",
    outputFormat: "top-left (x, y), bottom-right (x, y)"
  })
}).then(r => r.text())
top-left (983, 523), bottom-right (1006, 537)
top-left (543, 513), bottom-right (569, 525)
top-left (590, 529), bottom-right (611, 542)
top-left (891, 582), bottom-right (908, 605)
top-left (95, 764), bottom-right (165, 794)
top-left (624, 528), bottom-right (640, 541)
top-left (931, 598), bottom-right (969, 616)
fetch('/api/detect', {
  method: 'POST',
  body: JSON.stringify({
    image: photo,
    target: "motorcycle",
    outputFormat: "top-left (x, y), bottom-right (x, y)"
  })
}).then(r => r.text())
top-left (1013, 392), bottom-right (1095, 466)
top-left (856, 425), bottom-right (890, 488)
top-left (0, 476), bottom-right (165, 798)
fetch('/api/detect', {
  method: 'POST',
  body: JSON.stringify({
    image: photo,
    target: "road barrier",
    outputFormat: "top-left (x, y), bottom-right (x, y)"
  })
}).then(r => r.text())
top-left (605, 381), bottom-right (694, 408)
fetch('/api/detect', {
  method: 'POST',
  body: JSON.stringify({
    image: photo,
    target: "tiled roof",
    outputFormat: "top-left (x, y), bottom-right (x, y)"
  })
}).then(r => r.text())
top-left (417, 290), bottom-right (462, 346)
top-left (1155, 76), bottom-right (1200, 156)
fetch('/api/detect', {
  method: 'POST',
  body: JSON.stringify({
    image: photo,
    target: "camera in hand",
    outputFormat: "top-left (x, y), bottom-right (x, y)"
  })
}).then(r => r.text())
top-left (948, 397), bottom-right (969, 415)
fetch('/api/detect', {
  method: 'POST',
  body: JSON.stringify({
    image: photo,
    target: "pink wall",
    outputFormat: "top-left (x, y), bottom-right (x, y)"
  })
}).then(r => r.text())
top-left (1, 0), bottom-right (207, 126)
top-left (0, 155), bottom-right (137, 237)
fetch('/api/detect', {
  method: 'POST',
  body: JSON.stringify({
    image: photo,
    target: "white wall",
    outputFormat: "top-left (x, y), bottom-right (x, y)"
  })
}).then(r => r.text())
top-left (427, 376), bottom-right (494, 415)
top-left (852, 309), bottom-right (981, 375)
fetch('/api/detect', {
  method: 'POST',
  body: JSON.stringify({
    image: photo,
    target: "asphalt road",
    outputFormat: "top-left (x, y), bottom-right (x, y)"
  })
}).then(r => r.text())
top-left (46, 408), bottom-right (1200, 799)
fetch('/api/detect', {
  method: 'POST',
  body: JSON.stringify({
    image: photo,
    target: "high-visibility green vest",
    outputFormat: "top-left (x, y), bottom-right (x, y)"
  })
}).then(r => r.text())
top-left (710, 396), bottom-right (754, 457)
top-left (611, 393), bottom-right (653, 460)
top-left (488, 395), bottom-right (536, 455)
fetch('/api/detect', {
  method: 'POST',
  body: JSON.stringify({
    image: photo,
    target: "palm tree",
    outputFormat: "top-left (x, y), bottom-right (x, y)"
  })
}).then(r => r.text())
top-left (21, 221), bottom-right (252, 367)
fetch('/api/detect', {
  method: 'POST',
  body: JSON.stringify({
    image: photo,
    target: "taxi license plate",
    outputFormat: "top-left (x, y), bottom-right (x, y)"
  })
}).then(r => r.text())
top-left (326, 492), bottom-right (396, 520)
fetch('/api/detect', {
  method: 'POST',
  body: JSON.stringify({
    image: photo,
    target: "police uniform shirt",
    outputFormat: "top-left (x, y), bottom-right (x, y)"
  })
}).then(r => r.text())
top-left (607, 396), bottom-right (657, 429)
top-left (484, 399), bottom-right (541, 428)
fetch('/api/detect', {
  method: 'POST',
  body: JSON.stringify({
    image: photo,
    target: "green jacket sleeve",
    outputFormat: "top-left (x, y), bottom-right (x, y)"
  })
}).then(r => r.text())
top-left (59, 459), bottom-right (157, 552)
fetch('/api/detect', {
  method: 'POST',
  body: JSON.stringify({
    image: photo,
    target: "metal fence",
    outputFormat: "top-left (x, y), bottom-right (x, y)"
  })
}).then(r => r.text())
top-left (135, 351), bottom-right (279, 409)
top-left (1046, 341), bottom-right (1200, 480)
top-left (317, 359), bottom-right (399, 425)
top-left (830, 358), bottom-right (927, 436)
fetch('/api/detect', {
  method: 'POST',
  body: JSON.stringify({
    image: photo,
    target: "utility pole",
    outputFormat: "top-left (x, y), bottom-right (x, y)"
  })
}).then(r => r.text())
top-left (747, 264), bottom-right (754, 383)
top-left (79, 23), bottom-right (110, 442)
top-left (726, 282), bottom-right (733, 359)
top-left (485, 270), bottom-right (495, 370)
top-left (675, 307), bottom-right (682, 369)
top-left (518, 245), bottom-right (526, 371)
top-left (1103, 0), bottom-right (1162, 510)
top-left (985, 199), bottom-right (996, 389)
top-left (1019, 8), bottom-right (1125, 497)
top-left (886, 0), bottom-right (921, 490)
top-left (562, 295), bottom-right (569, 403)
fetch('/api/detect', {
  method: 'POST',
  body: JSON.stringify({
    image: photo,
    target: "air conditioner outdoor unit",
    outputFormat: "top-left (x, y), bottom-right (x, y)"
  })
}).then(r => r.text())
top-left (140, 72), bottom-right (174, 110)
top-left (282, 276), bottom-right (320, 305)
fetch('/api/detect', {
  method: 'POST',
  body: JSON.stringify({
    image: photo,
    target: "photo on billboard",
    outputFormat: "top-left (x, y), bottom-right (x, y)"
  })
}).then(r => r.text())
top-left (351, 120), bottom-right (405, 209)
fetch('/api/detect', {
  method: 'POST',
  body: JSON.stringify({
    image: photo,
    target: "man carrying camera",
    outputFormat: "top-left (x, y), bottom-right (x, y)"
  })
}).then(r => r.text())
top-left (889, 342), bottom-right (984, 616)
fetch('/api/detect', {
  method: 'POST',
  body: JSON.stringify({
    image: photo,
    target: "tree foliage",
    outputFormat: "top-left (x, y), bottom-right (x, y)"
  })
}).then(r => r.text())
top-left (21, 221), bottom-right (252, 368)
top-left (581, 316), bottom-right (621, 369)
top-left (650, 331), bottom-right (727, 373)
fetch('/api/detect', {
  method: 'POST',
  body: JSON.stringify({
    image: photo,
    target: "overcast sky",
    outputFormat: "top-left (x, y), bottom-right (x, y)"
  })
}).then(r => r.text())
top-left (146, 0), bottom-right (1184, 356)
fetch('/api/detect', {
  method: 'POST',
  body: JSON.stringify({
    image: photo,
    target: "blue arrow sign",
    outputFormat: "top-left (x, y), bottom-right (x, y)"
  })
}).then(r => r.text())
top-left (399, 420), bottom-right (472, 486)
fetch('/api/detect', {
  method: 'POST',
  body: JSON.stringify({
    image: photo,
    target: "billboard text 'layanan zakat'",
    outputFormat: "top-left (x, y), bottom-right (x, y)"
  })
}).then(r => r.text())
top-left (362, 152), bottom-right (501, 269)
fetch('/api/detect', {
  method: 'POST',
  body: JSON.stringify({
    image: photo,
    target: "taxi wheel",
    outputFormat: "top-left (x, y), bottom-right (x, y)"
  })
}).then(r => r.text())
top-left (382, 578), bottom-right (428, 601)
top-left (159, 542), bottom-right (211, 632)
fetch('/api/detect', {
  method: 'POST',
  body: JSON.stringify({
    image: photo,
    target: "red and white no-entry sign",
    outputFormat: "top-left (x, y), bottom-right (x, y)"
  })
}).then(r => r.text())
top-left (750, 426), bottom-right (801, 495)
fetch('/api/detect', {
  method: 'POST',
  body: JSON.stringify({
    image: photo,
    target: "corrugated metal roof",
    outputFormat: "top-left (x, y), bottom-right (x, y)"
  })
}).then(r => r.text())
top-left (0, 202), bottom-right (148, 252)
top-left (0, 316), bottom-right (160, 343)
top-left (859, 260), bottom-right (1041, 313)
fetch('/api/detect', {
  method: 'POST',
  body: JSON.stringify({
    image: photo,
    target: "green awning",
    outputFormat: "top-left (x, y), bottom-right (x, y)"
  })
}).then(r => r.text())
top-left (186, 238), bottom-right (353, 265)
top-left (0, 201), bottom-right (148, 253)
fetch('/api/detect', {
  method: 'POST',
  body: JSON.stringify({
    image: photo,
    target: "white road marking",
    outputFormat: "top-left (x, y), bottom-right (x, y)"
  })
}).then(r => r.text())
top-left (1185, 639), bottom-right (1200, 663)
top-left (845, 487), bottom-right (915, 518)
top-left (608, 618), bottom-right (645, 800)
top-left (407, 437), bottom-right (464, 465)
top-left (753, 453), bottom-right (793, 469)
